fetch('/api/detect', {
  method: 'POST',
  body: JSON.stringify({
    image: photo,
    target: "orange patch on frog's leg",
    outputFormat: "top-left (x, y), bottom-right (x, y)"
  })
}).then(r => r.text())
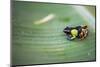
top-left (79, 32), bottom-right (85, 40)
top-left (80, 29), bottom-right (88, 40)
top-left (79, 32), bottom-right (84, 38)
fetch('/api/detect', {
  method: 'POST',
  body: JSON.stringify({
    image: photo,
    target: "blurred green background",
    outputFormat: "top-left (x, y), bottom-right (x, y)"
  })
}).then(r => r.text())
top-left (12, 1), bottom-right (96, 65)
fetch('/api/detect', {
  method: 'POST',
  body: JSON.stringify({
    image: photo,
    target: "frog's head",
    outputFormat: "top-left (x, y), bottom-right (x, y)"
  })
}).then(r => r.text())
top-left (63, 27), bottom-right (71, 34)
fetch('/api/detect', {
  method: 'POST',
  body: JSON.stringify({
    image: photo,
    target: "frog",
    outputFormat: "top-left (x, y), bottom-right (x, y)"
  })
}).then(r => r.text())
top-left (63, 25), bottom-right (88, 40)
